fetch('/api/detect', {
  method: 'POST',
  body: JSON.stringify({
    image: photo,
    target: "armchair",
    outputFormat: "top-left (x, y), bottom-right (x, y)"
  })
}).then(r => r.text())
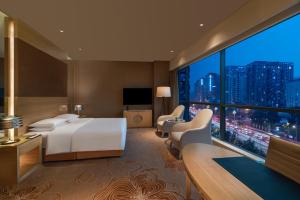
top-left (157, 105), bottom-right (185, 132)
top-left (170, 109), bottom-right (213, 158)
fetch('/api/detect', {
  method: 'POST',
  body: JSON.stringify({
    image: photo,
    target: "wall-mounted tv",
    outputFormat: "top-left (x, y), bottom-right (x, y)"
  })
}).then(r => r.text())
top-left (123, 88), bottom-right (152, 105)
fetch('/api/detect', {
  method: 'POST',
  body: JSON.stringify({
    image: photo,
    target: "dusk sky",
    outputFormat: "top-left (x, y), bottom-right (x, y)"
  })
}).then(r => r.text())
top-left (189, 13), bottom-right (300, 91)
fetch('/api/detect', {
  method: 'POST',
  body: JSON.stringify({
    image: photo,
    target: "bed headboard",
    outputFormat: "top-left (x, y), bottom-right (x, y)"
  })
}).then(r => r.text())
top-left (15, 97), bottom-right (68, 135)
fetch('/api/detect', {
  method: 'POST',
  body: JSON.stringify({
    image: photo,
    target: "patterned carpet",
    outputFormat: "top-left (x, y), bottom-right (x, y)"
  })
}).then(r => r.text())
top-left (0, 128), bottom-right (199, 200)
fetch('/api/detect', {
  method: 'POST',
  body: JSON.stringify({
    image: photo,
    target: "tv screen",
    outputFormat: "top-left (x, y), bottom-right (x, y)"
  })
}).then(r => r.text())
top-left (123, 88), bottom-right (152, 105)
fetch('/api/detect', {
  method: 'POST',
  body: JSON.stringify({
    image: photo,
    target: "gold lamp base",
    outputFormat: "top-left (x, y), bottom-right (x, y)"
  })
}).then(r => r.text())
top-left (0, 138), bottom-right (20, 145)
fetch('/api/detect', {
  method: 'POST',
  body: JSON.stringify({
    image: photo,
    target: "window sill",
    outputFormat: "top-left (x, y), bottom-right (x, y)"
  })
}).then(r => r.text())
top-left (212, 137), bottom-right (265, 163)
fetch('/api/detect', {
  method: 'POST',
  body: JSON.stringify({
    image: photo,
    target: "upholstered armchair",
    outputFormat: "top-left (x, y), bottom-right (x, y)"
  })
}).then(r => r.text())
top-left (157, 105), bottom-right (185, 132)
top-left (170, 109), bottom-right (213, 158)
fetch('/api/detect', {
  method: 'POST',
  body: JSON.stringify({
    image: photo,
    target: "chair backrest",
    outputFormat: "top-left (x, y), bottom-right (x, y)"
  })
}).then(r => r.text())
top-left (190, 109), bottom-right (213, 129)
top-left (265, 137), bottom-right (300, 184)
top-left (171, 105), bottom-right (185, 118)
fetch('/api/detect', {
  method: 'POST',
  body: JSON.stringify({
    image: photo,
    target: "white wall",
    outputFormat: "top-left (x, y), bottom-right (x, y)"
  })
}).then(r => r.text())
top-left (170, 0), bottom-right (300, 70)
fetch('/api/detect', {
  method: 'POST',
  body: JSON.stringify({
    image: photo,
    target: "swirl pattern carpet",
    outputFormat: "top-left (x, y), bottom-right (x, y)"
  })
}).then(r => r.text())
top-left (0, 128), bottom-right (199, 200)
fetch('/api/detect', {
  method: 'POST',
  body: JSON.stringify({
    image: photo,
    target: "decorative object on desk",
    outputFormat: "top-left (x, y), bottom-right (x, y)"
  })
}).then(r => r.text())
top-left (156, 86), bottom-right (171, 116)
top-left (0, 115), bottom-right (23, 145)
top-left (74, 104), bottom-right (83, 115)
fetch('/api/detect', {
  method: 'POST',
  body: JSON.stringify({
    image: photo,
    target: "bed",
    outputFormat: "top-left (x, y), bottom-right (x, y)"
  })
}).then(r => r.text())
top-left (28, 118), bottom-right (127, 161)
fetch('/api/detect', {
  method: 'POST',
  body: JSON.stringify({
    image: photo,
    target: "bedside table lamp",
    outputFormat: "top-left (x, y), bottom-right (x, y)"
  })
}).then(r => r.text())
top-left (0, 115), bottom-right (23, 145)
top-left (156, 86), bottom-right (171, 115)
top-left (74, 104), bottom-right (83, 115)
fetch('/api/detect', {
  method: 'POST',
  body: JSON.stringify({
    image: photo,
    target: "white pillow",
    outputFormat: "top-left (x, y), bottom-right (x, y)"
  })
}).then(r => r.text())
top-left (29, 118), bottom-right (67, 128)
top-left (29, 127), bottom-right (55, 132)
top-left (55, 114), bottom-right (79, 122)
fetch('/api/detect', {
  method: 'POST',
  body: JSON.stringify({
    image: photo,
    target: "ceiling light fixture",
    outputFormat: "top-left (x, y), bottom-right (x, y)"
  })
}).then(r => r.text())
top-left (200, 23), bottom-right (204, 27)
top-left (59, 29), bottom-right (64, 33)
top-left (170, 50), bottom-right (175, 53)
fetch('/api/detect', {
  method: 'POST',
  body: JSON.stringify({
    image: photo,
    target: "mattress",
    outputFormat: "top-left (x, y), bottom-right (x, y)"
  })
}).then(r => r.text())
top-left (27, 118), bottom-right (127, 155)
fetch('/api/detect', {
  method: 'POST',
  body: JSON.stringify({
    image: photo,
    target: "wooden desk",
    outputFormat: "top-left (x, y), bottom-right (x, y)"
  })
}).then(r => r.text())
top-left (182, 143), bottom-right (262, 200)
top-left (0, 135), bottom-right (42, 185)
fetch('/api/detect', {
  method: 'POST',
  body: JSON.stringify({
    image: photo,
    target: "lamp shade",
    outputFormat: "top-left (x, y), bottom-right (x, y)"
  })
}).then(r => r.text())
top-left (74, 104), bottom-right (83, 111)
top-left (156, 86), bottom-right (171, 97)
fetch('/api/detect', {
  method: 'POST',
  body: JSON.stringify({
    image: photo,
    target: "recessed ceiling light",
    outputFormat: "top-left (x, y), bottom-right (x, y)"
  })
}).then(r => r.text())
top-left (78, 48), bottom-right (83, 51)
top-left (66, 56), bottom-right (72, 60)
top-left (59, 29), bottom-right (64, 33)
top-left (199, 23), bottom-right (204, 27)
top-left (170, 50), bottom-right (175, 53)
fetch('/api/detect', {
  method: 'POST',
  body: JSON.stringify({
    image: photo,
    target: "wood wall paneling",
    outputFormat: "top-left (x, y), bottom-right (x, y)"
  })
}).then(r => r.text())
top-left (16, 39), bottom-right (67, 97)
top-left (12, 38), bottom-right (68, 135)
top-left (153, 61), bottom-right (170, 125)
top-left (0, 57), bottom-right (4, 113)
top-left (15, 97), bottom-right (68, 135)
top-left (72, 61), bottom-right (154, 118)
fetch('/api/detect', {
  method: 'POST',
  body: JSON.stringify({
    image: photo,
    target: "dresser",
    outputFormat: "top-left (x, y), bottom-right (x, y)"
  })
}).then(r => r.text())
top-left (123, 110), bottom-right (152, 128)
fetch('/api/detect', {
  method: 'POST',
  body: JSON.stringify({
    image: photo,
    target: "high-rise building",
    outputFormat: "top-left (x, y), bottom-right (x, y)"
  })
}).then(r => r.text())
top-left (286, 79), bottom-right (300, 108)
top-left (193, 73), bottom-right (220, 102)
top-left (193, 78), bottom-right (205, 101)
top-left (205, 73), bottom-right (220, 102)
top-left (246, 61), bottom-right (293, 107)
top-left (225, 66), bottom-right (247, 104)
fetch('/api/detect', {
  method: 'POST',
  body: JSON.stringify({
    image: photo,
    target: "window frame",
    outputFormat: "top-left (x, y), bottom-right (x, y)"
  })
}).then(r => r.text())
top-left (179, 13), bottom-right (300, 158)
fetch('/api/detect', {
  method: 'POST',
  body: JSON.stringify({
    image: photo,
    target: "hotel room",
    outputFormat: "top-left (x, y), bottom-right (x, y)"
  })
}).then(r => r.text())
top-left (0, 0), bottom-right (299, 199)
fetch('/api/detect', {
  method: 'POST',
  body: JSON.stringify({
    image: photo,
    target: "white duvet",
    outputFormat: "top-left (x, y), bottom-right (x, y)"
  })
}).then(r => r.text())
top-left (30, 118), bottom-right (127, 155)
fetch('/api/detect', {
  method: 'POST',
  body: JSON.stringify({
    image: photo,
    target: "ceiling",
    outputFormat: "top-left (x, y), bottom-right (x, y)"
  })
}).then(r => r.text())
top-left (0, 0), bottom-right (249, 61)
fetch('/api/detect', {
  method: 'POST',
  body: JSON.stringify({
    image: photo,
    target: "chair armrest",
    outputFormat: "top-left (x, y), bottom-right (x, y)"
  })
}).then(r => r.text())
top-left (172, 122), bottom-right (191, 132)
top-left (157, 115), bottom-right (175, 122)
top-left (180, 126), bottom-right (212, 149)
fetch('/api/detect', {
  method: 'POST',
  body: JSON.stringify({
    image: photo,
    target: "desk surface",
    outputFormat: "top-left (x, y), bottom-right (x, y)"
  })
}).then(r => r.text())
top-left (182, 143), bottom-right (262, 200)
top-left (0, 135), bottom-right (41, 148)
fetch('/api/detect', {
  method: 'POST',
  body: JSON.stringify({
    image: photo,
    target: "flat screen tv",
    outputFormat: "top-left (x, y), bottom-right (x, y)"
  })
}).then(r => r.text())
top-left (123, 88), bottom-right (152, 105)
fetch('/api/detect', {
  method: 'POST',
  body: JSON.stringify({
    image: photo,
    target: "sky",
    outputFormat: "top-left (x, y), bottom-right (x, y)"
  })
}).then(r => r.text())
top-left (189, 13), bottom-right (300, 91)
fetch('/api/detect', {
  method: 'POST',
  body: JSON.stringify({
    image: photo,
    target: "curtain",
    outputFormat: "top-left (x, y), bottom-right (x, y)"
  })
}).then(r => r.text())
top-left (169, 69), bottom-right (179, 111)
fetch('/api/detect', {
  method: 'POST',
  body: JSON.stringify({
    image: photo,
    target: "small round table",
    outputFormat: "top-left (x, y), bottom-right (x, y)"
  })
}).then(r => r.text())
top-left (161, 119), bottom-right (185, 138)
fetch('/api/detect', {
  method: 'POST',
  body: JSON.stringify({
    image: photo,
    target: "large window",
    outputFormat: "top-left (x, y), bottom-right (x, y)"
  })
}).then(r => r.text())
top-left (225, 14), bottom-right (300, 108)
top-left (178, 14), bottom-right (300, 158)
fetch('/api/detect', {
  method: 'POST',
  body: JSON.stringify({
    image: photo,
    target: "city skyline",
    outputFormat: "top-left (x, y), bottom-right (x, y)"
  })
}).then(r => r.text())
top-left (189, 14), bottom-right (300, 93)
top-left (191, 60), bottom-right (298, 107)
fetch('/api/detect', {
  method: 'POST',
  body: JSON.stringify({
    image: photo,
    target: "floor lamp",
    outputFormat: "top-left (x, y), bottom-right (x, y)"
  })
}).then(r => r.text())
top-left (156, 86), bottom-right (171, 116)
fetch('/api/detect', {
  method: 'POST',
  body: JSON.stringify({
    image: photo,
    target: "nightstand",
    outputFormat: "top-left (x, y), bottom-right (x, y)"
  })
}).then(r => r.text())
top-left (0, 135), bottom-right (42, 185)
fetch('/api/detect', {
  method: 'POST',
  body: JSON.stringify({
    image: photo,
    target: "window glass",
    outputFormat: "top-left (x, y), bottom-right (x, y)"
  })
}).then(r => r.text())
top-left (225, 14), bottom-right (300, 108)
top-left (190, 53), bottom-right (220, 103)
top-left (225, 108), bottom-right (300, 157)
top-left (178, 14), bottom-right (300, 157)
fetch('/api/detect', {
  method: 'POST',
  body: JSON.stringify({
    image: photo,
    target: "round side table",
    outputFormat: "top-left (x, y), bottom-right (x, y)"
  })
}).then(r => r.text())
top-left (162, 119), bottom-right (185, 138)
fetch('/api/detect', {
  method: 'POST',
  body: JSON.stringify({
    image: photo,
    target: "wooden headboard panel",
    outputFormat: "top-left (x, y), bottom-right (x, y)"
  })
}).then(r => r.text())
top-left (15, 97), bottom-right (68, 135)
